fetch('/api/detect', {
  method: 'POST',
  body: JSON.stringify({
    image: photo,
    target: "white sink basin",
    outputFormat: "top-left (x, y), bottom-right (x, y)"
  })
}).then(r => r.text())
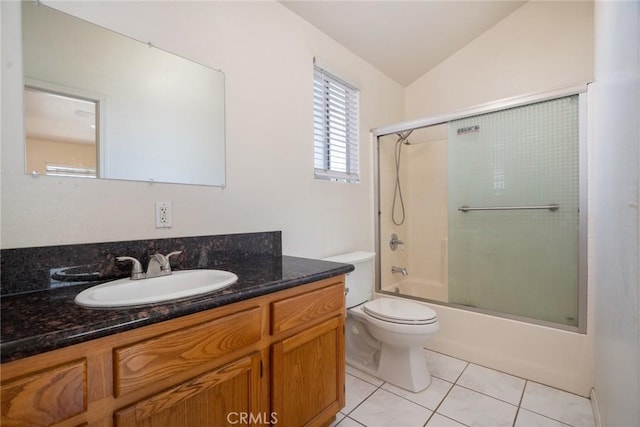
top-left (74, 269), bottom-right (238, 308)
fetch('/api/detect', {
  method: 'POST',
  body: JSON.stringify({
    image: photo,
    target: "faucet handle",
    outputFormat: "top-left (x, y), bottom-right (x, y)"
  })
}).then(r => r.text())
top-left (163, 251), bottom-right (182, 271)
top-left (155, 251), bottom-right (182, 273)
top-left (116, 256), bottom-right (145, 280)
top-left (165, 251), bottom-right (182, 260)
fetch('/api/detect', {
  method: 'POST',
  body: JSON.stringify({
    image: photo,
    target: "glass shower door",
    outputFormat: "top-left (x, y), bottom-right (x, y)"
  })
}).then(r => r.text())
top-left (447, 95), bottom-right (580, 326)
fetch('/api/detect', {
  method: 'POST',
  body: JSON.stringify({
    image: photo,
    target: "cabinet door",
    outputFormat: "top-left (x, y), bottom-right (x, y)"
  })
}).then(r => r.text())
top-left (271, 316), bottom-right (345, 427)
top-left (115, 352), bottom-right (262, 427)
top-left (1, 360), bottom-right (87, 426)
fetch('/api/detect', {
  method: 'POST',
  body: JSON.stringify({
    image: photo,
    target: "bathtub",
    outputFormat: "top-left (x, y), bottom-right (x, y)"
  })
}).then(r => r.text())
top-left (382, 279), bottom-right (449, 302)
top-left (377, 280), bottom-right (593, 397)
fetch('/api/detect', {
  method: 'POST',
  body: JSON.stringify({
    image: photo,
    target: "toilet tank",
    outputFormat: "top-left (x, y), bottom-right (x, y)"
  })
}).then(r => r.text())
top-left (323, 251), bottom-right (376, 308)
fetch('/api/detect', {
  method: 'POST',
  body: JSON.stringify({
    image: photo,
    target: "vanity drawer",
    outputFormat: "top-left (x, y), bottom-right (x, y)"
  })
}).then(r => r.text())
top-left (271, 282), bottom-right (344, 334)
top-left (1, 359), bottom-right (87, 426)
top-left (114, 307), bottom-right (262, 397)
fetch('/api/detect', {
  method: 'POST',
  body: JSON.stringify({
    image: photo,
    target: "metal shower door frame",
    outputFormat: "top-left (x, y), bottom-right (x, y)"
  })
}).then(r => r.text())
top-left (372, 83), bottom-right (590, 334)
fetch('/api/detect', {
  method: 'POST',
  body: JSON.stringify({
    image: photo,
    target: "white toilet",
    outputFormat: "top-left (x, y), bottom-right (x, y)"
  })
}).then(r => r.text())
top-left (324, 251), bottom-right (439, 392)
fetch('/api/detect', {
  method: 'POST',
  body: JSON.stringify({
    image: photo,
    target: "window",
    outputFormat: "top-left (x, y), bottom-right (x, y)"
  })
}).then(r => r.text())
top-left (313, 64), bottom-right (360, 183)
top-left (46, 164), bottom-right (97, 178)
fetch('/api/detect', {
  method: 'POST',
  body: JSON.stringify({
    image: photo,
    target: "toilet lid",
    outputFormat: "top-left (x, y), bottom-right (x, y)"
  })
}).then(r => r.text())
top-left (363, 298), bottom-right (437, 325)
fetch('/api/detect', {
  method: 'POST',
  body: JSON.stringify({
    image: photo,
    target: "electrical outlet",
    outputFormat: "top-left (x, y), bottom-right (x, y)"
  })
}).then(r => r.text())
top-left (155, 202), bottom-right (172, 228)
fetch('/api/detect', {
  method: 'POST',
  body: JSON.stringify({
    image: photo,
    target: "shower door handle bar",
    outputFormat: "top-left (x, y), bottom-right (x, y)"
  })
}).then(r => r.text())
top-left (458, 204), bottom-right (559, 212)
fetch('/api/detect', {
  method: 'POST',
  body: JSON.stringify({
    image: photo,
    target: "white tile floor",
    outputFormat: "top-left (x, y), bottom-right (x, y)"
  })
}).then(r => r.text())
top-left (333, 350), bottom-right (596, 427)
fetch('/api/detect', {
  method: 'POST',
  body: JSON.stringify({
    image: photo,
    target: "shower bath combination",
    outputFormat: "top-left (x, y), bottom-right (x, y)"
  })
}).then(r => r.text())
top-left (374, 88), bottom-right (587, 332)
top-left (390, 130), bottom-right (431, 227)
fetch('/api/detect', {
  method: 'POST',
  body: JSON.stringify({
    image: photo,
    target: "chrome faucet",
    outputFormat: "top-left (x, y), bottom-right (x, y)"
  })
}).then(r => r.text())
top-left (391, 266), bottom-right (408, 276)
top-left (117, 251), bottom-right (182, 280)
top-left (146, 251), bottom-right (182, 278)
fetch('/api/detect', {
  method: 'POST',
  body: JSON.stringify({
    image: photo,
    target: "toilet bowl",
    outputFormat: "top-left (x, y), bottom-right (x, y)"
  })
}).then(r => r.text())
top-left (324, 251), bottom-right (439, 392)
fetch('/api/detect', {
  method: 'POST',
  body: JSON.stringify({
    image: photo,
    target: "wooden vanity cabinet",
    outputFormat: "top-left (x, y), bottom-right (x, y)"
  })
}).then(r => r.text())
top-left (270, 280), bottom-right (346, 427)
top-left (271, 317), bottom-right (344, 427)
top-left (114, 352), bottom-right (263, 427)
top-left (0, 276), bottom-right (345, 427)
top-left (0, 360), bottom-right (87, 426)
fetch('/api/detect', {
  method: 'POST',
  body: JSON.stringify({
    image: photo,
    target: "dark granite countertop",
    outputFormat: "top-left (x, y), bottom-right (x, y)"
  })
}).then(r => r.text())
top-left (1, 255), bottom-right (353, 363)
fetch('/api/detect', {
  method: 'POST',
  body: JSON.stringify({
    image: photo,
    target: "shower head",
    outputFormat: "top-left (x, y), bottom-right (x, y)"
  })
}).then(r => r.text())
top-left (396, 130), bottom-right (413, 145)
top-left (396, 130), bottom-right (432, 146)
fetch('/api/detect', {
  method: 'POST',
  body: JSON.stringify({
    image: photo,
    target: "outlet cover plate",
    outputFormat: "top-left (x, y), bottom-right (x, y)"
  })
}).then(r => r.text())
top-left (155, 202), bottom-right (172, 228)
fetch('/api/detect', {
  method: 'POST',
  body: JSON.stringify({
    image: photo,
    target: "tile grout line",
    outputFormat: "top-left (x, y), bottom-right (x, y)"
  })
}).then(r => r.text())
top-left (347, 370), bottom-right (453, 427)
top-left (439, 356), bottom-right (572, 424)
top-left (426, 349), bottom-right (595, 406)
top-left (450, 362), bottom-right (524, 426)
top-left (345, 352), bottom-right (593, 427)
top-left (342, 373), bottom-right (385, 420)
top-left (512, 379), bottom-right (528, 427)
top-left (372, 374), bottom-right (456, 426)
top-left (421, 362), bottom-right (473, 427)
top-left (518, 406), bottom-right (576, 427)
top-left (453, 360), bottom-right (471, 384)
top-left (341, 416), bottom-right (367, 427)
top-left (518, 381), bottom-right (586, 427)
top-left (452, 382), bottom-right (523, 408)
top-left (430, 349), bottom-right (592, 403)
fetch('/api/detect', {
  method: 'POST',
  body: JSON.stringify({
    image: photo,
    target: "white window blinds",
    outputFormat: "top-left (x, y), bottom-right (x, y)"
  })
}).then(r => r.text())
top-left (313, 64), bottom-right (360, 183)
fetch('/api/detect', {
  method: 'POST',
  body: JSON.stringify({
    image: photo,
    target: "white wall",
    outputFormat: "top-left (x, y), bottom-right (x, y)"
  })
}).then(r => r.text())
top-left (592, 1), bottom-right (640, 425)
top-left (1, 1), bottom-right (404, 257)
top-left (405, 0), bottom-right (594, 120)
top-left (401, 0), bottom-right (595, 396)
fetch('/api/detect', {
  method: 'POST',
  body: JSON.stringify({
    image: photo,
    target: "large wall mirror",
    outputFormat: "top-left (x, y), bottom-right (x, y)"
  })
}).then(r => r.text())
top-left (22, 2), bottom-right (226, 186)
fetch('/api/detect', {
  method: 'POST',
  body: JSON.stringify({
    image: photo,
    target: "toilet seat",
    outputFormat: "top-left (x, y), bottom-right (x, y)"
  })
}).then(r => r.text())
top-left (363, 298), bottom-right (437, 325)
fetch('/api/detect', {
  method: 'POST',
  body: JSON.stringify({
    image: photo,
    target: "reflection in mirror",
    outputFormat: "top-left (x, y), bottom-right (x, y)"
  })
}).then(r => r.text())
top-left (24, 86), bottom-right (98, 178)
top-left (22, 1), bottom-right (226, 186)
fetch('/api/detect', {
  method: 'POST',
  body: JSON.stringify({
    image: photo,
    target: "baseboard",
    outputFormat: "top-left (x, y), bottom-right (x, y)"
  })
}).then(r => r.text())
top-left (590, 388), bottom-right (602, 427)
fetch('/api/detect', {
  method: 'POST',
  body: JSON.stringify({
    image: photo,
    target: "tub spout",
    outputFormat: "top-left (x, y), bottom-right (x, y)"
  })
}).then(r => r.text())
top-left (391, 266), bottom-right (408, 276)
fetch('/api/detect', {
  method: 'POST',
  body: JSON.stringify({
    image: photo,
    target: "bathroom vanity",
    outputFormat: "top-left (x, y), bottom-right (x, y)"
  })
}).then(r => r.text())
top-left (0, 232), bottom-right (352, 426)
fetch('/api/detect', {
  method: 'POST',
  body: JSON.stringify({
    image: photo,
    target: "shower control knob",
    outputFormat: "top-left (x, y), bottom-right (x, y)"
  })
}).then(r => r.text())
top-left (389, 233), bottom-right (404, 251)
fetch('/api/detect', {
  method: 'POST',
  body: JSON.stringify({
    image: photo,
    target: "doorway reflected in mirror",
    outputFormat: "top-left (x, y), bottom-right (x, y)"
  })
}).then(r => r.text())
top-left (24, 86), bottom-right (98, 178)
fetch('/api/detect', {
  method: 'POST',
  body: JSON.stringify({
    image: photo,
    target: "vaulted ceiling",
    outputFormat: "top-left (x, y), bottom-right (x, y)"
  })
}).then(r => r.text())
top-left (280, 1), bottom-right (527, 86)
